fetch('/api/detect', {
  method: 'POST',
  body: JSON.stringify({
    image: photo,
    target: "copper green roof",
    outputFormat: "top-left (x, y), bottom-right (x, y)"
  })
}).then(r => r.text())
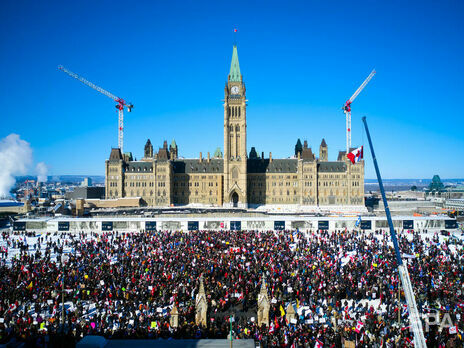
top-left (229, 45), bottom-right (241, 82)
top-left (171, 139), bottom-right (177, 149)
top-left (214, 147), bottom-right (223, 158)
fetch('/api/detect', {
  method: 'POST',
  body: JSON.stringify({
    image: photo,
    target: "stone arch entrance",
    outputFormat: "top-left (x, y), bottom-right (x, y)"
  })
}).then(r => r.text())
top-left (231, 192), bottom-right (239, 208)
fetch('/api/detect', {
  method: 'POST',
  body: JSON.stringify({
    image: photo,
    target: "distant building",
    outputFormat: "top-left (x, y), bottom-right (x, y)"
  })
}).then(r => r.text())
top-left (81, 177), bottom-right (92, 187)
top-left (105, 45), bottom-right (364, 208)
top-left (66, 187), bottom-right (105, 200)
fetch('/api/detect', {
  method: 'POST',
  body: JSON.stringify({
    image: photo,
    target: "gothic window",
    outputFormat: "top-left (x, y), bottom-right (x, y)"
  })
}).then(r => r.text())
top-left (238, 107), bottom-right (241, 117)
top-left (235, 125), bottom-right (240, 132)
top-left (232, 167), bottom-right (239, 179)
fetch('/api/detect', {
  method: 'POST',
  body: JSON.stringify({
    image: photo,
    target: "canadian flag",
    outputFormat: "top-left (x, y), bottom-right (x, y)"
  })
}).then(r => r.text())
top-left (314, 339), bottom-right (323, 348)
top-left (355, 321), bottom-right (364, 333)
top-left (347, 146), bottom-right (363, 164)
top-left (269, 322), bottom-right (275, 334)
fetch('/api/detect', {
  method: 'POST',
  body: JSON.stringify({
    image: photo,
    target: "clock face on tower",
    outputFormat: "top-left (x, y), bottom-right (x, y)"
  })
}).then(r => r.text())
top-left (231, 86), bottom-right (239, 95)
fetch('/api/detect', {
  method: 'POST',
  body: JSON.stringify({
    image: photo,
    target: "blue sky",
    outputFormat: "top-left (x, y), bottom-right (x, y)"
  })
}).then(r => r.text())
top-left (1, 0), bottom-right (463, 179)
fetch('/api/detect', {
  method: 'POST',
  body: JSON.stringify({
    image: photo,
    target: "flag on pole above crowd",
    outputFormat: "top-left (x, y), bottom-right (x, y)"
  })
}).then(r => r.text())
top-left (347, 146), bottom-right (363, 164)
top-left (355, 321), bottom-right (364, 333)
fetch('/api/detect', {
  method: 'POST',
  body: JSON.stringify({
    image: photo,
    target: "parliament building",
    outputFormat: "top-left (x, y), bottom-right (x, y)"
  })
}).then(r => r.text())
top-left (105, 46), bottom-right (364, 208)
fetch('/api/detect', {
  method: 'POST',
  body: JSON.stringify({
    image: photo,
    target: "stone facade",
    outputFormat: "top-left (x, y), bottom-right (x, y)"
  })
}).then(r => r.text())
top-left (195, 276), bottom-right (208, 327)
top-left (257, 277), bottom-right (270, 327)
top-left (105, 45), bottom-right (364, 208)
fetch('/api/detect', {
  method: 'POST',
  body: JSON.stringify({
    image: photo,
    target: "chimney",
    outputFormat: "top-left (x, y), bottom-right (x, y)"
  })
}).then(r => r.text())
top-left (207, 152), bottom-right (210, 162)
top-left (269, 152), bottom-right (272, 163)
top-left (261, 152), bottom-right (264, 159)
top-left (199, 152), bottom-right (202, 162)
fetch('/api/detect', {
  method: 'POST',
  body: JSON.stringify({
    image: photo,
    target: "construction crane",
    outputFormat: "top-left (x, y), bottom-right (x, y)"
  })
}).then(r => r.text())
top-left (58, 65), bottom-right (133, 154)
top-left (363, 116), bottom-right (427, 347)
top-left (343, 69), bottom-right (375, 154)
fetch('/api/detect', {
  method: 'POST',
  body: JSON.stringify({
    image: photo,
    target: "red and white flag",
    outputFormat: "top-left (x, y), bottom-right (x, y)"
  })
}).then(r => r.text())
top-left (314, 339), bottom-right (323, 348)
top-left (269, 322), bottom-right (275, 334)
top-left (449, 325), bottom-right (457, 334)
top-left (355, 321), bottom-right (364, 333)
top-left (347, 146), bottom-right (363, 164)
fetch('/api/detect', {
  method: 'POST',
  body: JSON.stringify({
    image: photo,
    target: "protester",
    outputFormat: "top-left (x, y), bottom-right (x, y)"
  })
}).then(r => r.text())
top-left (0, 228), bottom-right (462, 347)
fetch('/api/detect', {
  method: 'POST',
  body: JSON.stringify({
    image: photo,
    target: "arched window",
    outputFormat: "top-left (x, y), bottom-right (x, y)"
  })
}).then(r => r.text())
top-left (238, 107), bottom-right (241, 117)
top-left (235, 125), bottom-right (240, 132)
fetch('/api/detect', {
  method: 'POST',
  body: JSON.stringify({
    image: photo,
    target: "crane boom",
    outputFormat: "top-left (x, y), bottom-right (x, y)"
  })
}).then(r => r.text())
top-left (58, 65), bottom-right (133, 153)
top-left (362, 116), bottom-right (427, 347)
top-left (348, 69), bottom-right (376, 104)
top-left (58, 65), bottom-right (120, 102)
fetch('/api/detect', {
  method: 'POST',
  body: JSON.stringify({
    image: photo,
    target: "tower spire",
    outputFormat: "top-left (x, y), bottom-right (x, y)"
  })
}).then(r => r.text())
top-left (229, 45), bottom-right (241, 82)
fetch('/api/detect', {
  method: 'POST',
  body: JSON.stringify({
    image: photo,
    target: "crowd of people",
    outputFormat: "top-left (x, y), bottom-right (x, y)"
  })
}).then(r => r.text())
top-left (0, 227), bottom-right (463, 347)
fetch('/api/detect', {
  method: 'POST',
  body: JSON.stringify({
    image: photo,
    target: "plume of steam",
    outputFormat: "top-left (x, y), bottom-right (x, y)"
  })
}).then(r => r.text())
top-left (0, 134), bottom-right (33, 197)
top-left (36, 162), bottom-right (48, 183)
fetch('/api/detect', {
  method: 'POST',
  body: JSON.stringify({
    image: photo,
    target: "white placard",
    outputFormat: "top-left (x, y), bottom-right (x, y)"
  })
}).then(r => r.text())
top-left (156, 308), bottom-right (163, 313)
top-left (250, 317), bottom-right (255, 322)
top-left (290, 318), bottom-right (297, 324)
top-left (271, 298), bottom-right (277, 304)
